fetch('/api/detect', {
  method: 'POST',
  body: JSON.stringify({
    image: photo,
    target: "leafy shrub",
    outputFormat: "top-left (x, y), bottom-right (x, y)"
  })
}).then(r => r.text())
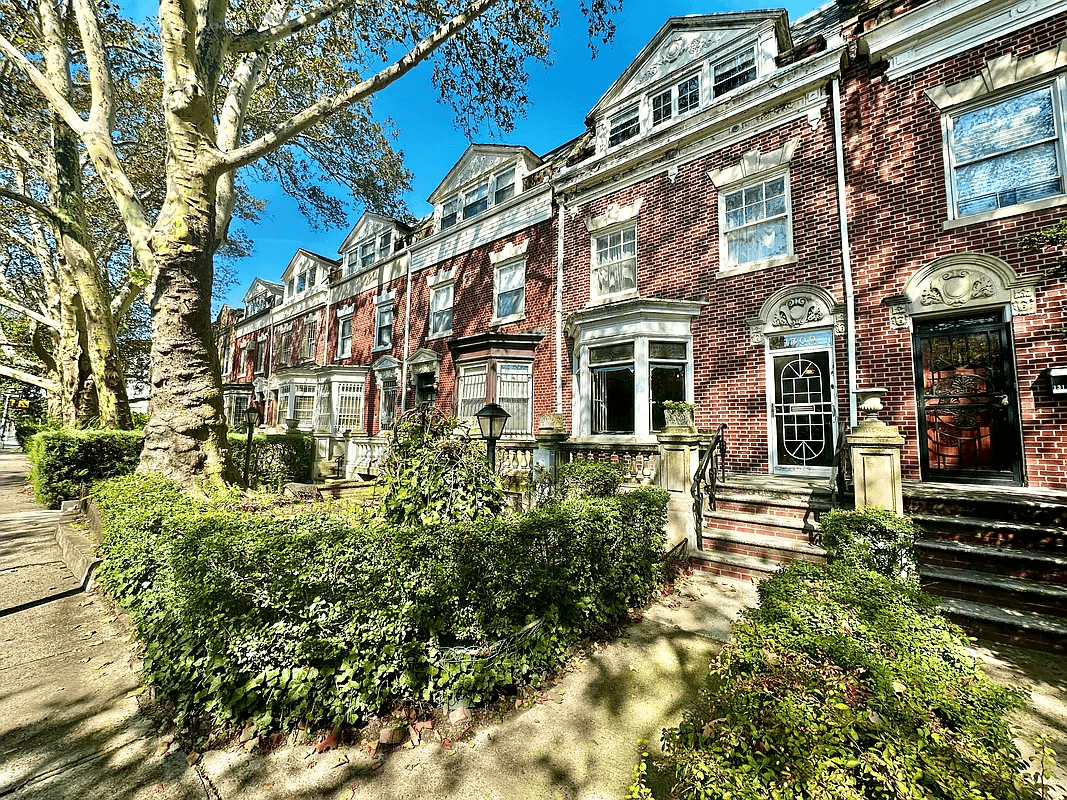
top-left (655, 561), bottom-right (1043, 800)
top-left (91, 474), bottom-right (668, 730)
top-left (13, 414), bottom-right (59, 450)
top-left (554, 460), bottom-right (623, 500)
top-left (226, 432), bottom-right (315, 489)
top-left (27, 428), bottom-right (143, 507)
top-left (379, 407), bottom-right (503, 525)
top-left (822, 507), bottom-right (920, 584)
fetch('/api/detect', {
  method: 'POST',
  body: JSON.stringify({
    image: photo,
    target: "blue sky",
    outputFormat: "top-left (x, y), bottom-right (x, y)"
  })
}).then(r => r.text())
top-left (126, 0), bottom-right (819, 305)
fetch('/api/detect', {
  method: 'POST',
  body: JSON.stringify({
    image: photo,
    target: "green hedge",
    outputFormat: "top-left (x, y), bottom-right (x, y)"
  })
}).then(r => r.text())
top-left (14, 414), bottom-right (59, 450)
top-left (91, 474), bottom-right (669, 730)
top-left (650, 560), bottom-right (1045, 799)
top-left (27, 429), bottom-right (144, 507)
top-left (226, 432), bottom-right (315, 488)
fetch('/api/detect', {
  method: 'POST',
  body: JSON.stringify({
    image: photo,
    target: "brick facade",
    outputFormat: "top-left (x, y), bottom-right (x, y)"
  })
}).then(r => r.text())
top-left (220, 0), bottom-right (1067, 490)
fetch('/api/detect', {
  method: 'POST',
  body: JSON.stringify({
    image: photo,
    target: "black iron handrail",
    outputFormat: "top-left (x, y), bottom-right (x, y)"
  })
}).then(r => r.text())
top-left (828, 418), bottom-right (852, 508)
top-left (691, 423), bottom-right (727, 550)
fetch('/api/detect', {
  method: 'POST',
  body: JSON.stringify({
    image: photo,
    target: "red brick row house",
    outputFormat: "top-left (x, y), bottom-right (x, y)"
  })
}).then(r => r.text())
top-left (222, 0), bottom-right (1067, 644)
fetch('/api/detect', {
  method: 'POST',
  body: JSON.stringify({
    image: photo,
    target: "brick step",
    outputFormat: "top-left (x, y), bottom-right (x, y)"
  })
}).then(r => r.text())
top-left (715, 493), bottom-right (829, 521)
top-left (912, 513), bottom-right (1064, 552)
top-left (915, 539), bottom-right (1067, 584)
top-left (701, 528), bottom-right (826, 566)
top-left (717, 477), bottom-right (833, 506)
top-left (936, 598), bottom-right (1067, 655)
top-left (690, 549), bottom-right (782, 582)
top-left (920, 566), bottom-right (1067, 619)
top-left (905, 484), bottom-right (1067, 528)
top-left (703, 509), bottom-right (819, 546)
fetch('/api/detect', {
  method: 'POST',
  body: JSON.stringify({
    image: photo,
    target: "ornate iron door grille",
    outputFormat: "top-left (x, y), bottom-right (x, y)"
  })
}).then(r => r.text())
top-left (772, 351), bottom-right (835, 471)
top-left (913, 313), bottom-right (1022, 485)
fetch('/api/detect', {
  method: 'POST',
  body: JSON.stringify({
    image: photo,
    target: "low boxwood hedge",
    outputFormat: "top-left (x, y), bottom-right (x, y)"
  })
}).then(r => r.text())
top-left (92, 474), bottom-right (669, 731)
top-left (645, 559), bottom-right (1047, 799)
top-left (27, 428), bottom-right (144, 507)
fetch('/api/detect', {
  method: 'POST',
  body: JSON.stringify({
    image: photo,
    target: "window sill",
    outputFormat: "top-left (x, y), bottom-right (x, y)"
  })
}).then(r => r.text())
top-left (426, 330), bottom-right (452, 341)
top-left (371, 345), bottom-right (392, 353)
top-left (942, 194), bottom-right (1067, 230)
top-left (716, 254), bottom-right (797, 279)
top-left (490, 314), bottom-right (525, 327)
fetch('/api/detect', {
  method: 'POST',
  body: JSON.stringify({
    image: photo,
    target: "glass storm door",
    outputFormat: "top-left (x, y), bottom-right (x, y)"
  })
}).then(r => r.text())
top-left (913, 314), bottom-right (1022, 484)
top-left (771, 341), bottom-right (835, 475)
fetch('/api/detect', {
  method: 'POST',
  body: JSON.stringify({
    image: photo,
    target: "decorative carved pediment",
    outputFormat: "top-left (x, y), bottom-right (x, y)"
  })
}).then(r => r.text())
top-left (622, 29), bottom-right (742, 95)
top-left (406, 348), bottom-right (441, 377)
top-left (884, 254), bottom-right (1039, 329)
top-left (747, 284), bottom-right (842, 346)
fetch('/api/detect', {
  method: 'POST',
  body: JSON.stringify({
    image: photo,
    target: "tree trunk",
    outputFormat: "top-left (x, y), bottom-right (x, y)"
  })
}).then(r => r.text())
top-left (139, 166), bottom-right (232, 488)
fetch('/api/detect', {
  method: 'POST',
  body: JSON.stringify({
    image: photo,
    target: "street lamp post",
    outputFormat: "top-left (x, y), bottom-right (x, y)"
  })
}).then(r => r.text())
top-left (474, 402), bottom-right (510, 472)
top-left (243, 403), bottom-right (259, 487)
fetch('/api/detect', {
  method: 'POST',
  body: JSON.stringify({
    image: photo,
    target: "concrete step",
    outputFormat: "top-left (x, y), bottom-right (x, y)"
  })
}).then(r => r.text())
top-left (937, 597), bottom-right (1067, 654)
top-left (690, 549), bottom-right (781, 581)
top-left (915, 538), bottom-right (1067, 584)
top-left (912, 513), bottom-right (1064, 552)
top-left (920, 565), bottom-right (1067, 619)
top-left (905, 484), bottom-right (1067, 528)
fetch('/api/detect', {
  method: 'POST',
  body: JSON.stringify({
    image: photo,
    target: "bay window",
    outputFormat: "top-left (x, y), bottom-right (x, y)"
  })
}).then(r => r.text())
top-left (335, 382), bottom-right (364, 431)
top-left (457, 364), bottom-right (488, 420)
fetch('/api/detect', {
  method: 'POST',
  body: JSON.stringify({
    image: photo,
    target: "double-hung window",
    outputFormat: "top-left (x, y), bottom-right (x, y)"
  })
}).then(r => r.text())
top-left (651, 75), bottom-right (701, 127)
top-left (457, 364), bottom-right (488, 420)
top-left (360, 240), bottom-right (377, 269)
top-left (337, 317), bottom-right (353, 359)
top-left (497, 363), bottom-right (532, 434)
top-left (494, 259), bottom-right (525, 320)
top-left (494, 168), bottom-right (516, 204)
top-left (722, 173), bottom-right (790, 267)
top-left (592, 224), bottom-right (637, 298)
top-left (375, 304), bottom-right (393, 350)
top-left (441, 198), bottom-right (459, 230)
top-left (335, 382), bottom-right (364, 431)
top-left (278, 331), bottom-right (291, 367)
top-left (948, 85), bottom-right (1063, 218)
top-left (302, 320), bottom-right (317, 360)
top-left (293, 384), bottom-right (316, 426)
top-left (255, 342), bottom-right (266, 373)
top-left (277, 385), bottom-right (290, 424)
top-left (713, 47), bottom-right (757, 97)
top-left (429, 282), bottom-right (454, 336)
top-left (463, 182), bottom-right (490, 218)
top-left (379, 231), bottom-right (392, 258)
top-left (609, 106), bottom-right (640, 147)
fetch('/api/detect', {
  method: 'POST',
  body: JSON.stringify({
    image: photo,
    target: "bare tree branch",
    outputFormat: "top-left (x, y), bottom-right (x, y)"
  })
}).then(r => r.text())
top-left (0, 363), bottom-right (60, 392)
top-left (0, 33), bottom-right (88, 135)
top-left (228, 0), bottom-right (354, 52)
top-left (0, 294), bottom-right (61, 330)
top-left (71, 0), bottom-right (116, 131)
top-left (0, 186), bottom-right (63, 226)
top-left (220, 0), bottom-right (501, 170)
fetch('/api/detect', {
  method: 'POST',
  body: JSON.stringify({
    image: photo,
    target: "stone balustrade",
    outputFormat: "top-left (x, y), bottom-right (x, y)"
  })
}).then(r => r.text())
top-left (559, 441), bottom-right (659, 486)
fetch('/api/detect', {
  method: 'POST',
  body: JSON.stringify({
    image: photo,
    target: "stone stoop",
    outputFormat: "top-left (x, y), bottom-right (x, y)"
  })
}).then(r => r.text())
top-left (692, 475), bottom-right (830, 581)
top-left (905, 483), bottom-right (1067, 654)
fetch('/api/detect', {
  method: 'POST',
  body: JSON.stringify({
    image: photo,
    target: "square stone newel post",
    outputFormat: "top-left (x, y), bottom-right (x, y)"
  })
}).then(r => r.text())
top-left (533, 414), bottom-right (568, 504)
top-left (847, 388), bottom-right (905, 515)
top-left (656, 422), bottom-right (702, 551)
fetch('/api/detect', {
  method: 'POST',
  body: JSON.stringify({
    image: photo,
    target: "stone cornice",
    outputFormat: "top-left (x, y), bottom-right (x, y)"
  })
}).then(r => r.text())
top-left (926, 37), bottom-right (1067, 109)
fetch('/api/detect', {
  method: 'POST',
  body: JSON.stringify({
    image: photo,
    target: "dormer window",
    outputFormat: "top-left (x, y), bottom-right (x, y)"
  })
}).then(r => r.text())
top-left (360, 240), bottom-right (377, 269)
top-left (379, 230), bottom-right (392, 254)
top-left (609, 106), bottom-right (640, 147)
top-left (713, 47), bottom-right (757, 97)
top-left (438, 165), bottom-right (520, 233)
top-left (651, 75), bottom-right (701, 127)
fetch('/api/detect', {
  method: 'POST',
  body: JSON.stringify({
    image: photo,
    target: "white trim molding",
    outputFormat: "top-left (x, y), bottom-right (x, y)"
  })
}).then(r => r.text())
top-left (707, 138), bottom-right (798, 188)
top-left (747, 283), bottom-right (844, 346)
top-left (488, 239), bottom-right (530, 264)
top-left (584, 198), bottom-right (645, 233)
top-left (926, 38), bottom-right (1067, 110)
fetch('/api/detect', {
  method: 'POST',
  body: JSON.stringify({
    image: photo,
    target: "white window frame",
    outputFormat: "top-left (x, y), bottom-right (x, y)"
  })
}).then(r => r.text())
top-left (337, 317), bottom-right (353, 359)
top-left (457, 363), bottom-right (488, 421)
top-left (293, 383), bottom-right (316, 428)
top-left (359, 240), bottom-right (377, 269)
top-left (302, 319), bottom-right (317, 361)
top-left (438, 165), bottom-right (520, 232)
top-left (944, 79), bottom-right (1066, 221)
top-left (429, 281), bottom-right (454, 337)
top-left (441, 197), bottom-right (460, 230)
top-left (255, 341), bottom-right (266, 374)
top-left (719, 169), bottom-right (793, 271)
top-left (712, 44), bottom-right (758, 98)
top-left (334, 381), bottom-right (364, 433)
top-left (496, 362), bottom-right (533, 435)
top-left (591, 222), bottom-right (638, 300)
top-left (650, 74), bottom-right (701, 128)
top-left (608, 105), bottom-right (640, 148)
top-left (374, 301), bottom-right (393, 351)
top-left (492, 258), bottom-right (525, 323)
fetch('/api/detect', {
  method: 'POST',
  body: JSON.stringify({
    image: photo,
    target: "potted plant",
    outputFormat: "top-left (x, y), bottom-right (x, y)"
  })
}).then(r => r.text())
top-left (662, 400), bottom-right (695, 430)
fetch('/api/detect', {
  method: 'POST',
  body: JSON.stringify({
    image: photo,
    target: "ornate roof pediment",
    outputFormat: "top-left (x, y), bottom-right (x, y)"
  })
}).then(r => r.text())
top-left (280, 249), bottom-right (337, 281)
top-left (587, 12), bottom-right (791, 121)
top-left (242, 277), bottom-right (282, 303)
top-left (339, 212), bottom-right (407, 253)
top-left (428, 144), bottom-right (540, 203)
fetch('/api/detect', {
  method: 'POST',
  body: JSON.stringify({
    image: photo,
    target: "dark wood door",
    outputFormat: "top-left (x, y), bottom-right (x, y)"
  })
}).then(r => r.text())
top-left (913, 313), bottom-right (1022, 484)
